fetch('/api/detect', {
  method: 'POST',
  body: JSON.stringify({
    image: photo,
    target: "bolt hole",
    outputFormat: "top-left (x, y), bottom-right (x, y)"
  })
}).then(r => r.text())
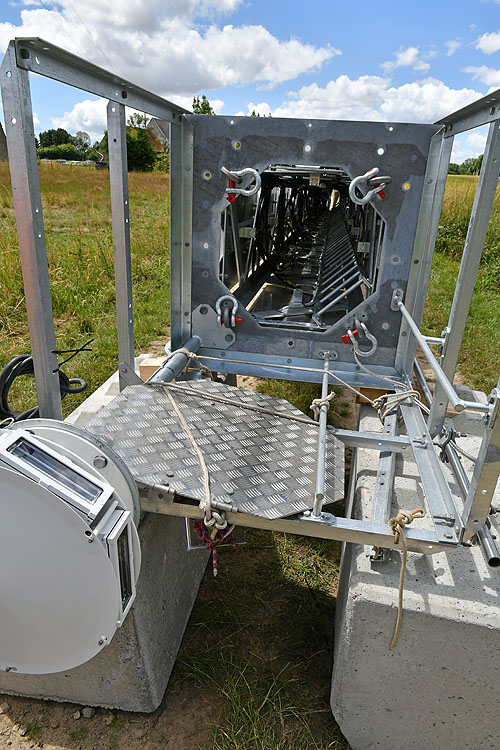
top-left (121, 91), bottom-right (127, 99)
top-left (377, 147), bottom-right (385, 156)
top-left (233, 141), bottom-right (241, 150)
top-left (389, 126), bottom-right (394, 131)
top-left (203, 242), bottom-right (209, 249)
top-left (35, 56), bottom-right (40, 64)
top-left (402, 181), bottom-right (411, 191)
top-left (84, 530), bottom-right (92, 537)
top-left (304, 144), bottom-right (312, 153)
top-left (6, 71), bottom-right (11, 78)
top-left (111, 106), bottom-right (116, 112)
top-left (10, 117), bottom-right (16, 125)
top-left (288, 340), bottom-right (294, 347)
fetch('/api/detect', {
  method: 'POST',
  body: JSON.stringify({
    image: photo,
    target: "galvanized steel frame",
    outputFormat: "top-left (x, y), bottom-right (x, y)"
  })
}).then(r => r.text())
top-left (1, 36), bottom-right (499, 554)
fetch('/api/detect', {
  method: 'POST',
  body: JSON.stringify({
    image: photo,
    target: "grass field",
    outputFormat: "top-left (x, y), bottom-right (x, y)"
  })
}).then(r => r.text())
top-left (0, 164), bottom-right (498, 749)
top-left (422, 174), bottom-right (500, 394)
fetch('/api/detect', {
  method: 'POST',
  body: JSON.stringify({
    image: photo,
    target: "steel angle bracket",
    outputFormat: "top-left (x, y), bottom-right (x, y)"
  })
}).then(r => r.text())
top-left (192, 305), bottom-right (235, 349)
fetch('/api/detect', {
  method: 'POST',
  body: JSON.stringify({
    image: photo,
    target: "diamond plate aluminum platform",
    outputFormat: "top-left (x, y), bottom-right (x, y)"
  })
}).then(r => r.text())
top-left (85, 380), bottom-right (344, 520)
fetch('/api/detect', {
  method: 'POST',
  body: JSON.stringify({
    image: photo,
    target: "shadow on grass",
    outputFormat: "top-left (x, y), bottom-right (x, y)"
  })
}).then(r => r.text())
top-left (177, 528), bottom-right (350, 750)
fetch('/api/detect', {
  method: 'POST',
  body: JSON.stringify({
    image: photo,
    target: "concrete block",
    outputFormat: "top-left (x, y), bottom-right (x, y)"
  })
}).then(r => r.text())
top-left (0, 363), bottom-right (209, 712)
top-left (331, 400), bottom-right (500, 749)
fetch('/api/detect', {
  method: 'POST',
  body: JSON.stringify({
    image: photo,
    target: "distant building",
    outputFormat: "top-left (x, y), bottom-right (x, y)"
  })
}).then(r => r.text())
top-left (0, 122), bottom-right (8, 161)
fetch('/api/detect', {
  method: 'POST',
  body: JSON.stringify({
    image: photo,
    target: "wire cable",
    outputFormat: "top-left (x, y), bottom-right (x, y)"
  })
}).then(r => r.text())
top-left (0, 355), bottom-right (87, 422)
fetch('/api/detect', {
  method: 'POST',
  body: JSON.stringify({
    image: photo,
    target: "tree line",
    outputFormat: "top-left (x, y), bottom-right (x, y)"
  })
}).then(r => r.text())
top-left (35, 94), bottom-right (268, 171)
top-left (448, 154), bottom-right (483, 175)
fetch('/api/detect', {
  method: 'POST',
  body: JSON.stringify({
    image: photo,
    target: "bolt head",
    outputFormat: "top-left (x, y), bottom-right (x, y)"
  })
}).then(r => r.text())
top-left (93, 455), bottom-right (107, 469)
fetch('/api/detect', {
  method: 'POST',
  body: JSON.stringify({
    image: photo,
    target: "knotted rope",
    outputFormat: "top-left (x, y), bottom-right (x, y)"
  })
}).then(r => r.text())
top-left (193, 521), bottom-right (236, 576)
top-left (310, 391), bottom-right (336, 419)
top-left (162, 386), bottom-right (227, 538)
top-left (388, 508), bottom-right (425, 650)
top-left (372, 390), bottom-right (424, 422)
top-left (162, 347), bottom-right (212, 378)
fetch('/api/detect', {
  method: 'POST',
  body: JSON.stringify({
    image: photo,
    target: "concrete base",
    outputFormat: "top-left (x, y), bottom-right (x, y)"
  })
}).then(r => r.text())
top-left (331, 394), bottom-right (500, 749)
top-left (0, 364), bottom-right (209, 712)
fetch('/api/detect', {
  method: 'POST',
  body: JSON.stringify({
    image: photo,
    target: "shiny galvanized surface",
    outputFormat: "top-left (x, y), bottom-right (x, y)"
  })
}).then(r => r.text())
top-left (85, 381), bottom-right (344, 520)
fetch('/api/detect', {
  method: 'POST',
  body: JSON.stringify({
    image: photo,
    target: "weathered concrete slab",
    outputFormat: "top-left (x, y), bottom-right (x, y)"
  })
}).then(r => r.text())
top-left (0, 363), bottom-right (209, 712)
top-left (331, 397), bottom-right (500, 749)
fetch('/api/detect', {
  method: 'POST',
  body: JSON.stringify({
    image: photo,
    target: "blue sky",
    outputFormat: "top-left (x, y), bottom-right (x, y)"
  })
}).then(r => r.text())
top-left (1, 0), bottom-right (500, 161)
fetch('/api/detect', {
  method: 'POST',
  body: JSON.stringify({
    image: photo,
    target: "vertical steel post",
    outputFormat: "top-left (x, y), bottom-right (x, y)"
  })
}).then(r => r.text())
top-left (107, 101), bottom-right (134, 385)
top-left (462, 380), bottom-right (500, 541)
top-left (312, 356), bottom-right (330, 518)
top-left (169, 116), bottom-right (193, 350)
top-left (428, 122), bottom-right (500, 435)
top-left (0, 43), bottom-right (63, 419)
top-left (395, 130), bottom-right (453, 378)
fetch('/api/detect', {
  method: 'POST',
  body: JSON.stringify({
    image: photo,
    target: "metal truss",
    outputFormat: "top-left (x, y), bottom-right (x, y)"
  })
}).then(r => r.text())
top-left (1, 36), bottom-right (499, 556)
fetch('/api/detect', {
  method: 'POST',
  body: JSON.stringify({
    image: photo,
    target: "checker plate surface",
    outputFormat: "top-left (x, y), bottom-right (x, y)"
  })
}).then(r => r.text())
top-left (85, 380), bottom-right (344, 519)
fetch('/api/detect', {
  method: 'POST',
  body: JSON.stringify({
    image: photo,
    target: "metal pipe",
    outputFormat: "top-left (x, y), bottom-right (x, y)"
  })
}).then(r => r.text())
top-left (477, 525), bottom-right (500, 568)
top-left (442, 427), bottom-right (500, 568)
top-left (398, 300), bottom-right (490, 413)
top-left (149, 336), bottom-right (202, 383)
top-left (316, 278), bottom-right (363, 317)
top-left (413, 358), bottom-right (433, 406)
top-left (312, 357), bottom-right (330, 518)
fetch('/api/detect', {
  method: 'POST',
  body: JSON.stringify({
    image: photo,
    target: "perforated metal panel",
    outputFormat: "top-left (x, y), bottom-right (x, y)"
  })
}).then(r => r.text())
top-left (85, 380), bottom-right (344, 519)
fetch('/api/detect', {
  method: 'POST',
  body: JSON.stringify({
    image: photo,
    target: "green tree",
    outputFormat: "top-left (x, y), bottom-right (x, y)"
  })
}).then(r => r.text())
top-left (37, 143), bottom-right (81, 160)
top-left (192, 95), bottom-right (215, 114)
top-left (448, 163), bottom-right (460, 175)
top-left (100, 128), bottom-right (156, 171)
top-left (73, 131), bottom-right (91, 159)
top-left (127, 113), bottom-right (149, 128)
top-left (39, 128), bottom-right (73, 147)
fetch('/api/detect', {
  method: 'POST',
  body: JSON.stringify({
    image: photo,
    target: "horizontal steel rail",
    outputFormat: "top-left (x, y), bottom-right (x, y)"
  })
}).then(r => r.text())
top-left (11, 38), bottom-right (188, 123)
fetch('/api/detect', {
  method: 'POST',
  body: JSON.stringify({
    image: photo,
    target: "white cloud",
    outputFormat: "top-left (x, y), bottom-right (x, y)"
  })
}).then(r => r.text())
top-left (0, 2), bottom-right (337, 97)
top-left (51, 98), bottom-right (107, 142)
top-left (445, 40), bottom-right (461, 56)
top-left (235, 101), bottom-right (273, 117)
top-left (451, 127), bottom-right (488, 163)
top-left (49, 96), bottom-right (226, 140)
top-left (382, 46), bottom-right (430, 73)
top-left (269, 76), bottom-right (482, 124)
top-left (476, 29), bottom-right (500, 54)
top-left (464, 64), bottom-right (500, 87)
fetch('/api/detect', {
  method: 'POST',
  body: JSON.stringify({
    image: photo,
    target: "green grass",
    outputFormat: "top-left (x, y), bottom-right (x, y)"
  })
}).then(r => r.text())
top-left (0, 161), bottom-right (170, 416)
top-left (178, 529), bottom-right (348, 750)
top-left (424, 174), bottom-right (500, 393)
top-left (0, 166), bottom-right (498, 749)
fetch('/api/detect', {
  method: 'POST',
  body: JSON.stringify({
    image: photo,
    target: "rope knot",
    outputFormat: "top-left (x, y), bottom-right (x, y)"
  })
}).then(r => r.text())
top-left (310, 391), bottom-right (335, 419)
top-left (388, 508), bottom-right (425, 544)
top-left (387, 507), bottom-right (425, 650)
